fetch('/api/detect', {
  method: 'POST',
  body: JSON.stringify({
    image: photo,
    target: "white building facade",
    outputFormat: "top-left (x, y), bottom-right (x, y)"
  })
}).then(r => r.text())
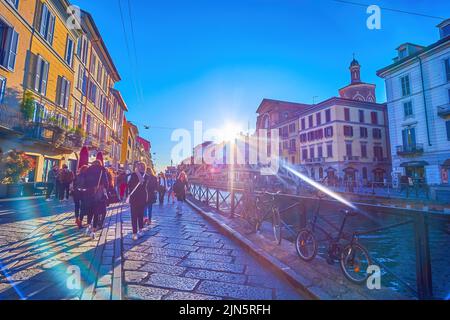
top-left (377, 20), bottom-right (450, 191)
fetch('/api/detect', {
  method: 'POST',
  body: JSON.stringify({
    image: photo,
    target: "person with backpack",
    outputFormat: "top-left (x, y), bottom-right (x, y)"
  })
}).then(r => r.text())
top-left (73, 165), bottom-right (88, 229)
top-left (46, 165), bottom-right (59, 202)
top-left (173, 171), bottom-right (189, 215)
top-left (84, 160), bottom-right (109, 239)
top-left (128, 162), bottom-right (154, 240)
top-left (58, 164), bottom-right (74, 201)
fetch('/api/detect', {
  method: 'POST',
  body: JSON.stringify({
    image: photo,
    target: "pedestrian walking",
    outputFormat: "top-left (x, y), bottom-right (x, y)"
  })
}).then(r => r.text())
top-left (84, 160), bottom-right (109, 240)
top-left (157, 172), bottom-right (167, 205)
top-left (166, 173), bottom-right (177, 204)
top-left (58, 164), bottom-right (74, 201)
top-left (117, 170), bottom-right (128, 201)
top-left (128, 162), bottom-right (154, 241)
top-left (73, 165), bottom-right (88, 229)
top-left (46, 165), bottom-right (59, 202)
top-left (145, 167), bottom-right (158, 226)
top-left (173, 171), bottom-right (188, 215)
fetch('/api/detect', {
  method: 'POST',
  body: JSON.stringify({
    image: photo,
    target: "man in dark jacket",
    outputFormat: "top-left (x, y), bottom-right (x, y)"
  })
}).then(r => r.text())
top-left (46, 165), bottom-right (59, 201)
top-left (58, 164), bottom-right (74, 201)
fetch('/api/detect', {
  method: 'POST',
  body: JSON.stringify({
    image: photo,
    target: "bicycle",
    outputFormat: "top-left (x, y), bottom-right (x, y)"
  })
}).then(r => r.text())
top-left (254, 191), bottom-right (282, 245)
top-left (295, 202), bottom-right (372, 284)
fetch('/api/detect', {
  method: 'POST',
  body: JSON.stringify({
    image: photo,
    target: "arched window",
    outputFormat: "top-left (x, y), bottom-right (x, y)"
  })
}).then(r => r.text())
top-left (310, 168), bottom-right (315, 180)
top-left (319, 167), bottom-right (324, 180)
top-left (353, 93), bottom-right (365, 101)
top-left (367, 94), bottom-right (375, 103)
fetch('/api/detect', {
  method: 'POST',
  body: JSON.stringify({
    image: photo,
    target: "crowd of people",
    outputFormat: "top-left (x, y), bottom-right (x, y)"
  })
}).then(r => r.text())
top-left (45, 155), bottom-right (189, 241)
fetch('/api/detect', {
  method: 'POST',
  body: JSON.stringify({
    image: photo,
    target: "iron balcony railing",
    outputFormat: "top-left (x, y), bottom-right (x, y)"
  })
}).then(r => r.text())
top-left (344, 156), bottom-right (360, 162)
top-left (396, 144), bottom-right (424, 156)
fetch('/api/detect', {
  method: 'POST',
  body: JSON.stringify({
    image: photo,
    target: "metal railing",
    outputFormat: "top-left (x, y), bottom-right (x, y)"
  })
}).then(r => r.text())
top-left (396, 144), bottom-right (424, 156)
top-left (188, 182), bottom-right (450, 300)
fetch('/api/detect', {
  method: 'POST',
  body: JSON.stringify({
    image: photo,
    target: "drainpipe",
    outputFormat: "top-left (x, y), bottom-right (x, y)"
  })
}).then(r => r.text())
top-left (418, 56), bottom-right (432, 147)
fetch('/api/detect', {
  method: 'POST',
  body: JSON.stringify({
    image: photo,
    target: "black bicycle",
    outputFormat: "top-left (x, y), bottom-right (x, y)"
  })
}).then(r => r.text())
top-left (254, 191), bottom-right (282, 245)
top-left (295, 202), bottom-right (372, 284)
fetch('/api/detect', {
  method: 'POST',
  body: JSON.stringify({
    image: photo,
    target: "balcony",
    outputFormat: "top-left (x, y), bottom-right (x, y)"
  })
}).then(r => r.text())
top-left (344, 156), bottom-right (360, 162)
top-left (396, 144), bottom-right (424, 156)
top-left (437, 104), bottom-right (450, 118)
top-left (85, 134), bottom-right (100, 149)
top-left (24, 123), bottom-right (80, 152)
top-left (373, 157), bottom-right (390, 164)
top-left (305, 157), bottom-right (325, 164)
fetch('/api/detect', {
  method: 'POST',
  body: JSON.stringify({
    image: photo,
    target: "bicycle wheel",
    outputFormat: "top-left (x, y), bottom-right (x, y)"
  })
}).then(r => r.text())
top-left (272, 207), bottom-right (282, 245)
top-left (340, 243), bottom-right (372, 284)
top-left (295, 229), bottom-right (317, 261)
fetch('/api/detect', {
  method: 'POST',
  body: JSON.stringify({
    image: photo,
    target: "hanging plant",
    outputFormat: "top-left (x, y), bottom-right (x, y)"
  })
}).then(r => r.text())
top-left (0, 150), bottom-right (36, 184)
top-left (20, 91), bottom-right (35, 122)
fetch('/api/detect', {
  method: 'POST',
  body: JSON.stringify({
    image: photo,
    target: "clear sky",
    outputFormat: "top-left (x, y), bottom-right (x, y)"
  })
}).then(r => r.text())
top-left (73, 0), bottom-right (449, 172)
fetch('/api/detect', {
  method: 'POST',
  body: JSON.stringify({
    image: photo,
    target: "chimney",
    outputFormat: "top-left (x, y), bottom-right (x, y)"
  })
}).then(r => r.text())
top-left (437, 18), bottom-right (450, 39)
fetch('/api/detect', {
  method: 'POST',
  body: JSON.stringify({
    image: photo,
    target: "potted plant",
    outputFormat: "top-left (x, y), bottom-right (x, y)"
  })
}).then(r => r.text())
top-left (0, 150), bottom-right (36, 198)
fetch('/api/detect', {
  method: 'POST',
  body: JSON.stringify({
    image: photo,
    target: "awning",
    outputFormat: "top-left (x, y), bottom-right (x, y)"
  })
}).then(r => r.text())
top-left (400, 161), bottom-right (429, 168)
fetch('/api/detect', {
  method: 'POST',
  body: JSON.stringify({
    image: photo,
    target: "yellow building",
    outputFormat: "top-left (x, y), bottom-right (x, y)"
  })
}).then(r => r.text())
top-left (0, 0), bottom-right (128, 184)
top-left (1, 0), bottom-right (81, 182)
top-left (120, 118), bottom-right (139, 169)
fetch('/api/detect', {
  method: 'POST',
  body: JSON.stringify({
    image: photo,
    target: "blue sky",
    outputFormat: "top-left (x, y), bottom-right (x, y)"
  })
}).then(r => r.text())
top-left (73, 0), bottom-right (449, 172)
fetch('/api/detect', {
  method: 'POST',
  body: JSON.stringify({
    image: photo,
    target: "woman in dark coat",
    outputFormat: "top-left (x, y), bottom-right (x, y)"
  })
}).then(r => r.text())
top-left (84, 160), bottom-right (109, 239)
top-left (73, 165), bottom-right (88, 229)
top-left (174, 171), bottom-right (188, 215)
top-left (128, 162), bottom-right (154, 240)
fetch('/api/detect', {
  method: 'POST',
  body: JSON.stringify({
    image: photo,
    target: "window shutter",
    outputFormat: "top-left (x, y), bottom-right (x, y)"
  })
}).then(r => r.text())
top-left (64, 80), bottom-right (70, 108)
top-left (25, 52), bottom-right (37, 90)
top-left (48, 14), bottom-right (55, 44)
top-left (57, 76), bottom-right (63, 106)
top-left (7, 30), bottom-right (19, 70)
top-left (34, 55), bottom-right (42, 92)
top-left (41, 60), bottom-right (49, 95)
top-left (39, 4), bottom-right (48, 36)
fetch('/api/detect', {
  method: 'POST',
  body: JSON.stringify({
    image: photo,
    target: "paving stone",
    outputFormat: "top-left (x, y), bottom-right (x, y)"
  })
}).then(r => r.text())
top-left (139, 262), bottom-right (186, 276)
top-left (187, 252), bottom-right (233, 263)
top-left (123, 260), bottom-right (145, 271)
top-left (180, 259), bottom-right (245, 274)
top-left (165, 243), bottom-right (199, 252)
top-left (164, 291), bottom-right (222, 300)
top-left (126, 284), bottom-right (169, 300)
top-left (145, 254), bottom-right (182, 265)
top-left (185, 269), bottom-right (247, 284)
top-left (196, 247), bottom-right (232, 256)
top-left (124, 271), bottom-right (148, 283)
top-left (145, 273), bottom-right (199, 291)
top-left (145, 247), bottom-right (190, 258)
top-left (195, 241), bottom-right (224, 249)
top-left (196, 280), bottom-right (273, 300)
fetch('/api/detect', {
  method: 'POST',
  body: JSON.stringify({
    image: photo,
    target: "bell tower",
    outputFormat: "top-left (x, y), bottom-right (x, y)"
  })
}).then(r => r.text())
top-left (350, 54), bottom-right (361, 84)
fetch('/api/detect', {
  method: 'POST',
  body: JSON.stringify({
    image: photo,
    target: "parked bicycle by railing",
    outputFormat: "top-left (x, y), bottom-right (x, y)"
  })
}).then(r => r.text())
top-left (253, 191), bottom-right (282, 245)
top-left (295, 194), bottom-right (372, 284)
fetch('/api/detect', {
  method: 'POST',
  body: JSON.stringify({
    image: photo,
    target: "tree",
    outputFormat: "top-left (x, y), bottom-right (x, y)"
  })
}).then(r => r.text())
top-left (0, 150), bottom-right (36, 184)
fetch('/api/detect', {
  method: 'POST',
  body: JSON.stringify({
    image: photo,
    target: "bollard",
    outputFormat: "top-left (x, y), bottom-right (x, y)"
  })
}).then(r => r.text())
top-left (413, 212), bottom-right (433, 300)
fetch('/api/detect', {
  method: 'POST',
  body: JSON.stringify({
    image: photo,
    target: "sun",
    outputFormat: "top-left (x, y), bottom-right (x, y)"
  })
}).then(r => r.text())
top-left (220, 122), bottom-right (243, 142)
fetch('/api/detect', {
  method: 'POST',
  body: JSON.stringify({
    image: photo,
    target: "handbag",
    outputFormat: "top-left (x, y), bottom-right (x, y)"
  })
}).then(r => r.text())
top-left (93, 171), bottom-right (105, 202)
top-left (125, 181), bottom-right (142, 204)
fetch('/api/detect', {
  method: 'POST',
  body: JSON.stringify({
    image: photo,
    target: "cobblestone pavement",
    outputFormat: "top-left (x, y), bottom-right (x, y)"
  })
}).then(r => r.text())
top-left (0, 198), bottom-right (304, 300)
top-left (0, 198), bottom-right (121, 300)
top-left (122, 203), bottom-right (304, 300)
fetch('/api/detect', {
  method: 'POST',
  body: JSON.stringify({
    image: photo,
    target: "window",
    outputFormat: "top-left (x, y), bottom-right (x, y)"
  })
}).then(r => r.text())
top-left (344, 108), bottom-right (350, 121)
top-left (301, 118), bottom-right (305, 130)
top-left (315, 129), bottom-right (323, 140)
top-left (373, 128), bottom-right (382, 139)
top-left (362, 167), bottom-right (368, 180)
top-left (58, 77), bottom-right (70, 109)
top-left (34, 56), bottom-right (49, 95)
top-left (346, 143), bottom-right (352, 157)
top-left (309, 147), bottom-right (315, 159)
top-left (319, 167), bottom-right (324, 179)
top-left (73, 102), bottom-right (82, 126)
top-left (302, 149), bottom-right (308, 161)
top-left (97, 61), bottom-right (102, 83)
top-left (318, 146), bottom-right (323, 158)
top-left (327, 144), bottom-right (333, 158)
top-left (361, 144), bottom-right (367, 158)
top-left (0, 19), bottom-right (19, 71)
top-left (316, 113), bottom-right (321, 126)
top-left (374, 146), bottom-right (383, 160)
top-left (6, 0), bottom-right (20, 9)
top-left (300, 133), bottom-right (307, 143)
top-left (88, 80), bottom-right (97, 103)
top-left (65, 36), bottom-right (74, 66)
top-left (324, 126), bottom-right (333, 138)
top-left (308, 115), bottom-right (313, 128)
top-left (404, 101), bottom-right (413, 118)
top-left (325, 109), bottom-right (331, 122)
top-left (360, 127), bottom-right (368, 139)
top-left (400, 75), bottom-right (411, 96)
top-left (90, 55), bottom-right (96, 76)
top-left (445, 58), bottom-right (450, 82)
top-left (371, 112), bottom-right (379, 125)
top-left (39, 3), bottom-right (55, 44)
top-left (359, 110), bottom-right (365, 123)
top-left (289, 123), bottom-right (296, 133)
top-left (344, 125), bottom-right (353, 137)
top-left (0, 76), bottom-right (5, 103)
top-left (402, 128), bottom-right (416, 147)
top-left (289, 139), bottom-right (296, 150)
